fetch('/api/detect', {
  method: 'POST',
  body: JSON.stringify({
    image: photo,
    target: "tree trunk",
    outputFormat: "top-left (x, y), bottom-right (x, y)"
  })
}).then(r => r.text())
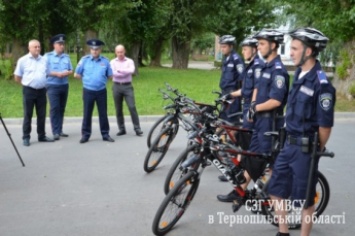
top-left (149, 37), bottom-right (165, 67)
top-left (332, 40), bottom-right (355, 100)
top-left (9, 39), bottom-right (26, 80)
top-left (83, 29), bottom-right (98, 55)
top-left (127, 41), bottom-right (140, 75)
top-left (11, 39), bottom-right (26, 66)
top-left (172, 36), bottom-right (190, 69)
top-left (138, 42), bottom-right (146, 67)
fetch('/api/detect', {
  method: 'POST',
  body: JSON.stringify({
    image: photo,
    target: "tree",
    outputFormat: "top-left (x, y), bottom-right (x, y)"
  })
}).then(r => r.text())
top-left (281, 0), bottom-right (355, 98)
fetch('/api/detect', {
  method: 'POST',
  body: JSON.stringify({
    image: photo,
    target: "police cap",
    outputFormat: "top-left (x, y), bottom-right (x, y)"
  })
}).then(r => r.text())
top-left (86, 39), bottom-right (105, 49)
top-left (50, 34), bottom-right (66, 44)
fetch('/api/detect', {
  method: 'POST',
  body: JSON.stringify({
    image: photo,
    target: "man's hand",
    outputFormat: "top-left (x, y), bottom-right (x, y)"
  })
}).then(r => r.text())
top-left (221, 93), bottom-right (233, 101)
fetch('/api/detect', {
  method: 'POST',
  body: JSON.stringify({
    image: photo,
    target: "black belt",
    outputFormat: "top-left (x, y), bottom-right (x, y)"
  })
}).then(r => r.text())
top-left (114, 81), bottom-right (131, 85)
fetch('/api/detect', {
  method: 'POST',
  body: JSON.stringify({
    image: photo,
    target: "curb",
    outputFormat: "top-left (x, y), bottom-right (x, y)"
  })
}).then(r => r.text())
top-left (1, 113), bottom-right (354, 125)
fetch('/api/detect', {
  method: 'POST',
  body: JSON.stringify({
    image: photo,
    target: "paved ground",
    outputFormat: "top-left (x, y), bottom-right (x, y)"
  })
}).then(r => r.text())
top-left (0, 116), bottom-right (354, 236)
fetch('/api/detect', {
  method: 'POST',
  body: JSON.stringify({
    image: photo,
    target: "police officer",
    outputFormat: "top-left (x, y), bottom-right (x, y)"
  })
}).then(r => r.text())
top-left (216, 37), bottom-right (264, 199)
top-left (221, 37), bottom-right (264, 129)
top-left (218, 35), bottom-right (244, 122)
top-left (74, 39), bottom-right (114, 143)
top-left (45, 34), bottom-right (73, 140)
top-left (268, 28), bottom-right (335, 236)
top-left (217, 29), bottom-right (289, 203)
top-left (14, 39), bottom-right (54, 146)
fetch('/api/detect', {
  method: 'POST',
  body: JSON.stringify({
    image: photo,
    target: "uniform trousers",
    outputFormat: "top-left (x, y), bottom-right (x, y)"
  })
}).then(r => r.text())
top-left (82, 88), bottom-right (110, 138)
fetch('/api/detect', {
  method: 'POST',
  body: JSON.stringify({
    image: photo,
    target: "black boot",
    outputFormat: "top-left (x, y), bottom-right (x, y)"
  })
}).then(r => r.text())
top-left (217, 190), bottom-right (239, 202)
top-left (218, 175), bottom-right (228, 182)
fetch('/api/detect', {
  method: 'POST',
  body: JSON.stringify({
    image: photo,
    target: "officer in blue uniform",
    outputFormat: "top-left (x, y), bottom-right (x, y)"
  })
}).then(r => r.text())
top-left (268, 28), bottom-right (335, 236)
top-left (74, 39), bottom-right (114, 143)
top-left (217, 30), bottom-right (289, 202)
top-left (248, 29), bottom-right (289, 153)
top-left (221, 37), bottom-right (264, 129)
top-left (217, 37), bottom-right (265, 200)
top-left (45, 34), bottom-right (73, 140)
top-left (218, 35), bottom-right (245, 122)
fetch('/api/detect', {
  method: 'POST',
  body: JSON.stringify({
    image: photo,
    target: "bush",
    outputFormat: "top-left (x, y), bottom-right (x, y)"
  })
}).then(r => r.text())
top-left (349, 83), bottom-right (355, 97)
top-left (336, 50), bottom-right (352, 80)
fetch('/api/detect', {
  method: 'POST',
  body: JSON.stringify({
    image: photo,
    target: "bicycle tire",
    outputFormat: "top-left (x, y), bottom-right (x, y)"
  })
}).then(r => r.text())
top-left (152, 171), bottom-right (200, 236)
top-left (261, 170), bottom-right (330, 229)
top-left (143, 127), bottom-right (172, 173)
top-left (163, 144), bottom-right (201, 195)
top-left (147, 115), bottom-right (179, 148)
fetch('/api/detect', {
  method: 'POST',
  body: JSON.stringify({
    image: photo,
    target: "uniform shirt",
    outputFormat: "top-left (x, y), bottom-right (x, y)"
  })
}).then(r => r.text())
top-left (75, 55), bottom-right (113, 91)
top-left (219, 50), bottom-right (245, 91)
top-left (110, 57), bottom-right (135, 83)
top-left (45, 50), bottom-right (73, 85)
top-left (14, 53), bottom-right (47, 89)
top-left (241, 54), bottom-right (264, 102)
top-left (285, 61), bottom-right (335, 136)
top-left (255, 55), bottom-right (289, 111)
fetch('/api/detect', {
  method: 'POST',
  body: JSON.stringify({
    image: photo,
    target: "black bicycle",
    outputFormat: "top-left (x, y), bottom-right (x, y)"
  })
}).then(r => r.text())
top-left (146, 83), bottom-right (198, 149)
top-left (143, 90), bottom-right (202, 173)
top-left (153, 120), bottom-right (334, 235)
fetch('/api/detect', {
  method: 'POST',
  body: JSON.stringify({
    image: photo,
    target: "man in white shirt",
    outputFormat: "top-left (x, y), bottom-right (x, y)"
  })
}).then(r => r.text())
top-left (14, 39), bottom-right (54, 146)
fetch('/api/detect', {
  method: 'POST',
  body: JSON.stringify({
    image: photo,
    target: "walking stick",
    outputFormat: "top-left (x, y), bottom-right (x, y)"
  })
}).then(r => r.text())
top-left (0, 113), bottom-right (25, 167)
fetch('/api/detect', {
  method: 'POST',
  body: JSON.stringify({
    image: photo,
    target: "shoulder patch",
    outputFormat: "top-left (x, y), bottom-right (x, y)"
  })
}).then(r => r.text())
top-left (233, 54), bottom-right (239, 60)
top-left (236, 64), bottom-right (244, 73)
top-left (275, 75), bottom-right (285, 88)
top-left (254, 68), bottom-right (262, 79)
top-left (319, 93), bottom-right (332, 111)
top-left (317, 70), bottom-right (328, 84)
top-left (254, 58), bottom-right (259, 65)
top-left (275, 62), bottom-right (282, 69)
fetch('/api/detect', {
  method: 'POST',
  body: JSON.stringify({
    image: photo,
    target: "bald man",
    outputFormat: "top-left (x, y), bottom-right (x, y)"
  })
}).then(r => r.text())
top-left (14, 39), bottom-right (54, 146)
top-left (110, 45), bottom-right (143, 136)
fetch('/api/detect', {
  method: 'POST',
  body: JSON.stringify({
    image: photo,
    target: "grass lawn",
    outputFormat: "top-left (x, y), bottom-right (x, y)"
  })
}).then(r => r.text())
top-left (1, 55), bottom-right (354, 118)
top-left (0, 66), bottom-right (222, 118)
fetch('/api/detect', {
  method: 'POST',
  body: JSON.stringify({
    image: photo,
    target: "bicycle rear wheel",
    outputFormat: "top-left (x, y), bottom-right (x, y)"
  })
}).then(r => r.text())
top-left (262, 170), bottom-right (330, 229)
top-left (147, 115), bottom-right (179, 148)
top-left (152, 171), bottom-right (200, 236)
top-left (163, 144), bottom-right (201, 195)
top-left (144, 127), bottom-right (172, 173)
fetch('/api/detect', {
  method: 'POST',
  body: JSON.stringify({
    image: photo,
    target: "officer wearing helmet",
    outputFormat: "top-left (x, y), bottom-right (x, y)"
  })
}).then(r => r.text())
top-left (248, 29), bottom-right (289, 153)
top-left (217, 29), bottom-right (290, 203)
top-left (221, 36), bottom-right (264, 129)
top-left (268, 28), bottom-right (335, 236)
top-left (218, 35), bottom-right (245, 122)
top-left (217, 37), bottom-right (265, 201)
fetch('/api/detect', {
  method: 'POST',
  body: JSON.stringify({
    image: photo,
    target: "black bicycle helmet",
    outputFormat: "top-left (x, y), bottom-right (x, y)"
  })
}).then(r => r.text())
top-left (219, 35), bottom-right (236, 45)
top-left (288, 27), bottom-right (328, 52)
top-left (253, 29), bottom-right (284, 44)
top-left (241, 37), bottom-right (258, 47)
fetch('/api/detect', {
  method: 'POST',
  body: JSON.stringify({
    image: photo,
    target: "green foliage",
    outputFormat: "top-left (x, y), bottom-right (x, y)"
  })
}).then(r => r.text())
top-left (349, 83), bottom-right (355, 97)
top-left (336, 50), bottom-right (352, 80)
top-left (281, 0), bottom-right (355, 65)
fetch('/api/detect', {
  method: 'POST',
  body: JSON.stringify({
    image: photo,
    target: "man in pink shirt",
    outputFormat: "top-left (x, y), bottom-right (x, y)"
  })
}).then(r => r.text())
top-left (110, 44), bottom-right (143, 136)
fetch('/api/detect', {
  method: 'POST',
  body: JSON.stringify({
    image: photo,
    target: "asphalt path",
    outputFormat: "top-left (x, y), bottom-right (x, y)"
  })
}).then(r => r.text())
top-left (0, 117), bottom-right (354, 236)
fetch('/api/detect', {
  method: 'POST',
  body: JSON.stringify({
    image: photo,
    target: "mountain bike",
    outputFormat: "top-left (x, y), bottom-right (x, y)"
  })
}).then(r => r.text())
top-left (153, 122), bottom-right (334, 235)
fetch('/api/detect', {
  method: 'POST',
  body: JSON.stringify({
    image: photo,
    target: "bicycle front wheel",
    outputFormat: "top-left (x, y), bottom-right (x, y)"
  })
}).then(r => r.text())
top-left (163, 144), bottom-right (201, 195)
top-left (152, 171), bottom-right (200, 236)
top-left (147, 115), bottom-right (179, 148)
top-left (144, 127), bottom-right (172, 173)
